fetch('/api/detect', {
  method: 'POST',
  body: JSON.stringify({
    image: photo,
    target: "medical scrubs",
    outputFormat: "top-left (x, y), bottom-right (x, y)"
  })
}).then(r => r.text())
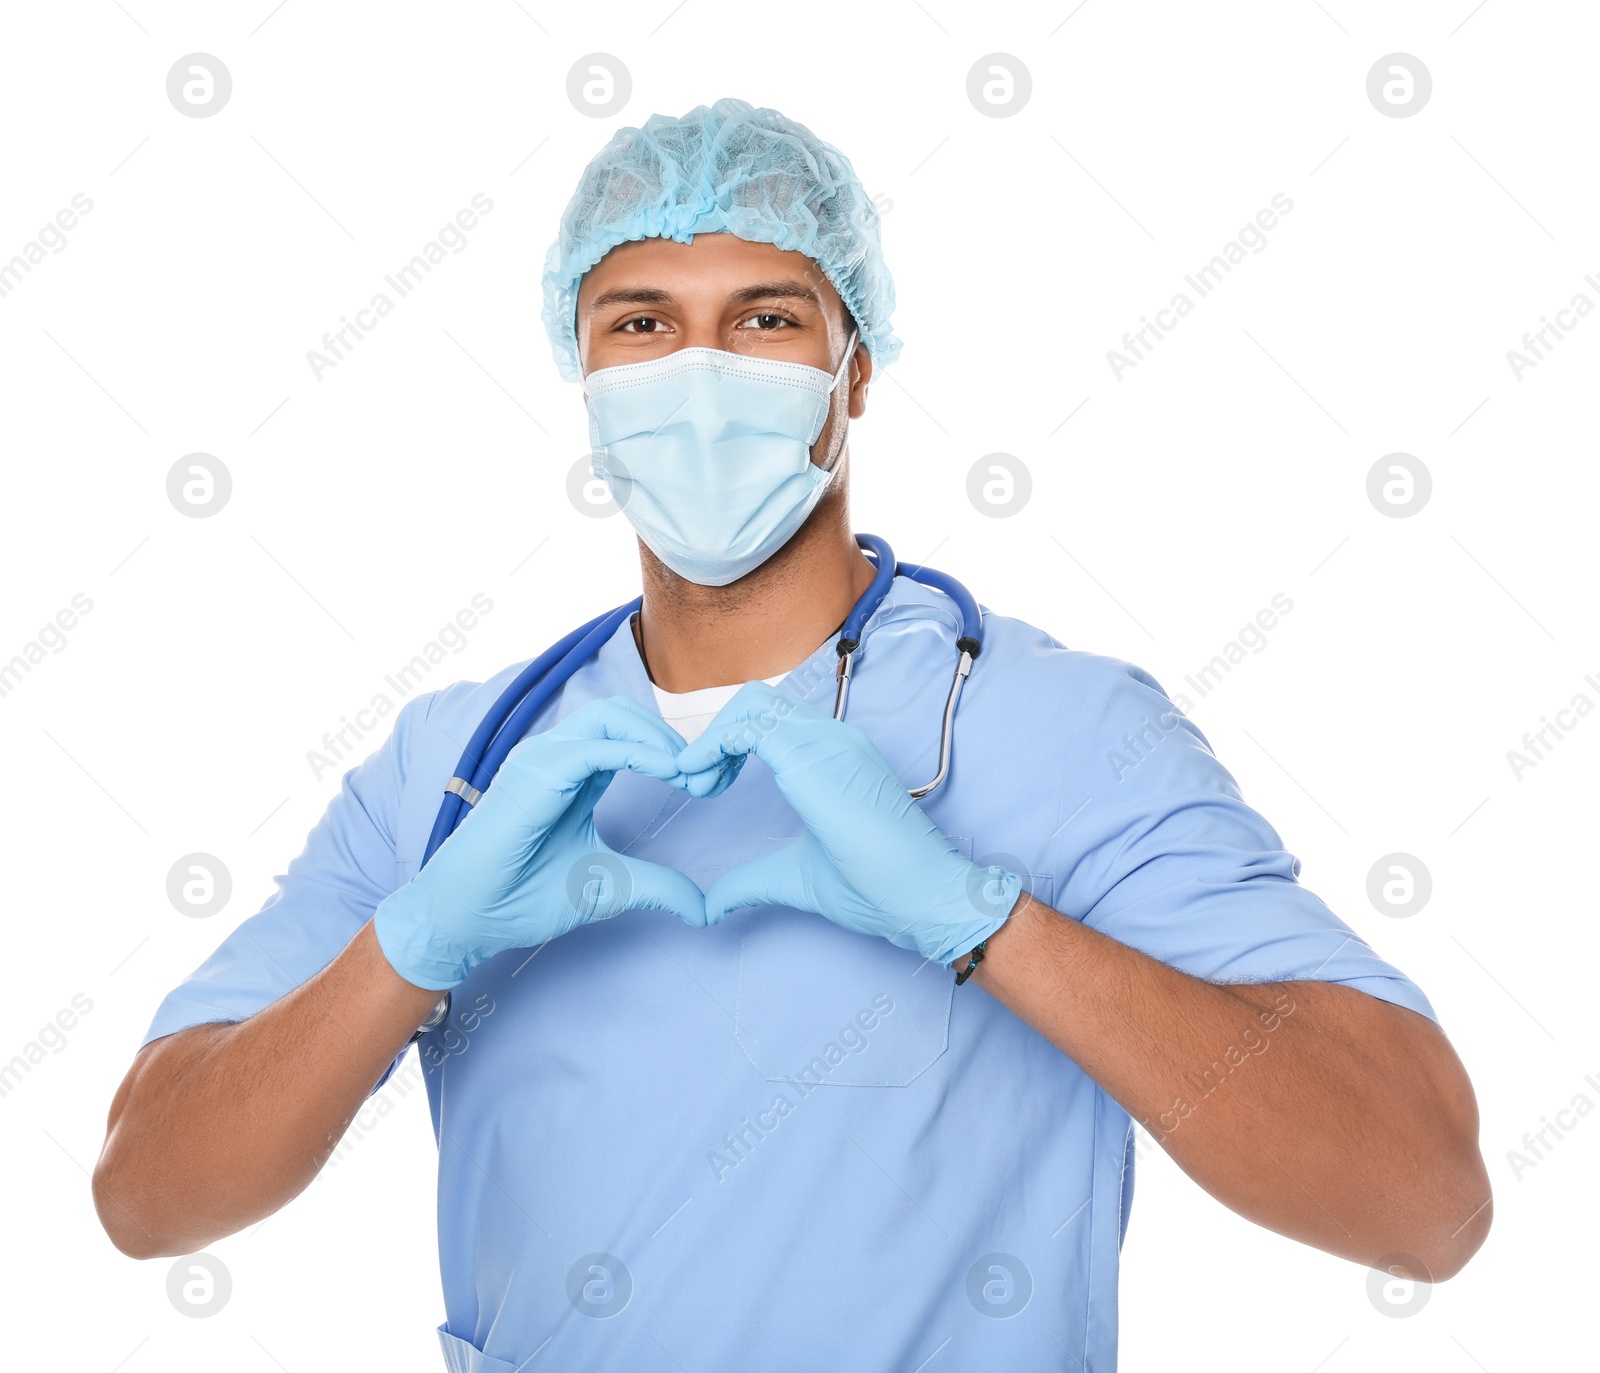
top-left (143, 575), bottom-right (1436, 1371)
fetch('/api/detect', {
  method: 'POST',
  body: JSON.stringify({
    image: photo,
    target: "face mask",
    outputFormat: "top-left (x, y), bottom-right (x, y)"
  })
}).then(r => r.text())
top-left (584, 331), bottom-right (857, 587)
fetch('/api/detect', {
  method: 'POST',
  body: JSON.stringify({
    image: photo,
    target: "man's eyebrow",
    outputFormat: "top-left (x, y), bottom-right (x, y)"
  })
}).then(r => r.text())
top-left (586, 279), bottom-right (824, 314)
top-left (586, 285), bottom-right (678, 313)
top-left (726, 280), bottom-right (823, 307)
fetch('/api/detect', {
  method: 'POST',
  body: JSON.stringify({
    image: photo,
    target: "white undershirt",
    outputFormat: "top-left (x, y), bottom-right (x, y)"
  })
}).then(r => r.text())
top-left (651, 674), bottom-right (789, 745)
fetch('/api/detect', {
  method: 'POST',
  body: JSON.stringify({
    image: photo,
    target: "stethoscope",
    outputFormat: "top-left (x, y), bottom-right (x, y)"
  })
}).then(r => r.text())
top-left (421, 533), bottom-right (983, 871)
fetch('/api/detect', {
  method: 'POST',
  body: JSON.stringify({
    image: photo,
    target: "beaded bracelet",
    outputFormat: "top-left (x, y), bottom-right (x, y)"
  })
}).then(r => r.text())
top-left (954, 939), bottom-right (989, 985)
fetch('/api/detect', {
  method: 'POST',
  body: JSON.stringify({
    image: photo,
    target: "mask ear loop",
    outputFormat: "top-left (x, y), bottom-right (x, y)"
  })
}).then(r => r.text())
top-left (814, 328), bottom-right (860, 472)
top-left (828, 328), bottom-right (860, 393)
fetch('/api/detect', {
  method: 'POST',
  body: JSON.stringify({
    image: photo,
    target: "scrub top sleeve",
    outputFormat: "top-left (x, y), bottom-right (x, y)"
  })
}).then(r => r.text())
top-left (1050, 655), bottom-right (1437, 1023)
top-left (138, 689), bottom-right (440, 1055)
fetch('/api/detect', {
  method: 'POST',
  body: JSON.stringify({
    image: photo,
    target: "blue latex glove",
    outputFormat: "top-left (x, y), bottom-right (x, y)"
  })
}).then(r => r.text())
top-left (675, 683), bottom-right (1023, 966)
top-left (375, 696), bottom-right (707, 990)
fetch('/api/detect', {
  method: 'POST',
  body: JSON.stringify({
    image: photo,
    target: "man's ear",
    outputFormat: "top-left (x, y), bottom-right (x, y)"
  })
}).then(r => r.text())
top-left (848, 343), bottom-right (873, 420)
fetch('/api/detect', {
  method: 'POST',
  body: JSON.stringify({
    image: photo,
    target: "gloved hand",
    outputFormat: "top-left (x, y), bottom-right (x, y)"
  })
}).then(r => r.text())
top-left (375, 696), bottom-right (707, 990)
top-left (674, 682), bottom-right (1022, 966)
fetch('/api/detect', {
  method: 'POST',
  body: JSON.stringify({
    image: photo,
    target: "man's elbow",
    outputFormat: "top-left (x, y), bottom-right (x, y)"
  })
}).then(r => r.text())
top-left (1394, 1147), bottom-right (1493, 1283)
top-left (1385, 1010), bottom-right (1493, 1282)
top-left (92, 1115), bottom-right (197, 1261)
top-left (92, 1153), bottom-right (165, 1259)
top-left (1418, 1200), bottom-right (1493, 1283)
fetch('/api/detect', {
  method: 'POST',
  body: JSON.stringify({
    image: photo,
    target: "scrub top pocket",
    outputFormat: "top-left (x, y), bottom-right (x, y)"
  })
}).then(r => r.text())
top-left (437, 1325), bottom-right (520, 1373)
top-left (733, 905), bottom-right (955, 1087)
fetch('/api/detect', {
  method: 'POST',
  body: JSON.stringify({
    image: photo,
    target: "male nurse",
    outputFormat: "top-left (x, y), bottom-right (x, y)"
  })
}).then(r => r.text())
top-left (96, 99), bottom-right (1490, 1371)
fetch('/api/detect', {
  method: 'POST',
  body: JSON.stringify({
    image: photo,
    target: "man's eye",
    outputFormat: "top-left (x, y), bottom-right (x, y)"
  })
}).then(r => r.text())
top-left (742, 312), bottom-right (791, 331)
top-left (619, 316), bottom-right (662, 333)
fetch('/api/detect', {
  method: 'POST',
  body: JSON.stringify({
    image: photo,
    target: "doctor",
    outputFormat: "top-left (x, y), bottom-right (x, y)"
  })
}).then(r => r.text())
top-left (95, 99), bottom-right (1489, 1370)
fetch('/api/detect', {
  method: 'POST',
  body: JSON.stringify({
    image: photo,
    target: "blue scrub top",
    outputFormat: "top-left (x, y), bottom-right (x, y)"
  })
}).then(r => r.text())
top-left (143, 576), bottom-right (1436, 1372)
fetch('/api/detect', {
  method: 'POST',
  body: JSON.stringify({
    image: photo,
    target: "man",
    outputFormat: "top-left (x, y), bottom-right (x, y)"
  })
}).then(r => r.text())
top-left (95, 99), bottom-right (1489, 1370)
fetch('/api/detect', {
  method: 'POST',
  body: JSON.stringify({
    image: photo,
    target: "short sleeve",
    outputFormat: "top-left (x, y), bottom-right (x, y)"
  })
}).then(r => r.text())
top-left (140, 690), bottom-right (440, 1057)
top-left (1051, 656), bottom-right (1437, 1023)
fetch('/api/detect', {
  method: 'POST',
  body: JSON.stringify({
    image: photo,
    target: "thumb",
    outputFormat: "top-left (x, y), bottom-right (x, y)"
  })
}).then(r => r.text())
top-left (703, 840), bottom-right (817, 926)
top-left (608, 853), bottom-right (707, 927)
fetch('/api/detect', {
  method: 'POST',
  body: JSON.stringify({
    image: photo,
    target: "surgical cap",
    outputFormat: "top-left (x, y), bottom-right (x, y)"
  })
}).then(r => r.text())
top-left (541, 97), bottom-right (901, 382)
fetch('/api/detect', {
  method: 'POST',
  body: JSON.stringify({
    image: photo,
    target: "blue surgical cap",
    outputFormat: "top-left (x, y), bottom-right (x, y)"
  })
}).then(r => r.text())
top-left (541, 97), bottom-right (901, 382)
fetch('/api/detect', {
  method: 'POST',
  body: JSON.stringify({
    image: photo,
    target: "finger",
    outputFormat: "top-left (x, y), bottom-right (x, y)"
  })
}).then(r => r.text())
top-left (611, 854), bottom-right (707, 927)
top-left (499, 738), bottom-right (687, 799)
top-left (671, 681), bottom-right (782, 772)
top-left (559, 738), bottom-right (689, 785)
top-left (545, 695), bottom-right (689, 755)
top-left (674, 681), bottom-right (823, 775)
top-left (703, 843), bottom-right (814, 926)
top-left (596, 693), bottom-right (692, 753)
top-left (679, 753), bottom-right (747, 800)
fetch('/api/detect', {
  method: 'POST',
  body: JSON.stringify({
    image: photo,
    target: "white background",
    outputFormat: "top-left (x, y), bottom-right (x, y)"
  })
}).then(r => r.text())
top-left (1, 1), bottom-right (1594, 1368)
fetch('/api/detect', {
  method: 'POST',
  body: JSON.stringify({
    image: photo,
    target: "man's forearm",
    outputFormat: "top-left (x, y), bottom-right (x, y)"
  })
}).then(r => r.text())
top-left (93, 920), bottom-right (441, 1259)
top-left (968, 894), bottom-right (1492, 1277)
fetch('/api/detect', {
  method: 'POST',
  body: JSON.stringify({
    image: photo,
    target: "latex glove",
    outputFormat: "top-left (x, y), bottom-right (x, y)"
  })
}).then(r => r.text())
top-left (675, 682), bottom-right (1022, 966)
top-left (375, 696), bottom-right (707, 990)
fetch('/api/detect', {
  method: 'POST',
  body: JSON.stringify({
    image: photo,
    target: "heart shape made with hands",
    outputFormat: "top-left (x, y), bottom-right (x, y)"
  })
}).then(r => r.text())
top-left (375, 686), bottom-right (1018, 993)
top-left (667, 682), bottom-right (1020, 967)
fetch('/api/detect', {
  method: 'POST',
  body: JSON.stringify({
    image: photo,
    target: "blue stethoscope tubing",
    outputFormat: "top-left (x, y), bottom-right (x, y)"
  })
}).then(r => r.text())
top-left (421, 534), bottom-right (982, 869)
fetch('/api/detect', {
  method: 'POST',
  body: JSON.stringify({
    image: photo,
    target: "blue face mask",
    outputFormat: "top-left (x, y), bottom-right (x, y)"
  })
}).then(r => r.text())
top-left (584, 332), bottom-right (857, 587)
